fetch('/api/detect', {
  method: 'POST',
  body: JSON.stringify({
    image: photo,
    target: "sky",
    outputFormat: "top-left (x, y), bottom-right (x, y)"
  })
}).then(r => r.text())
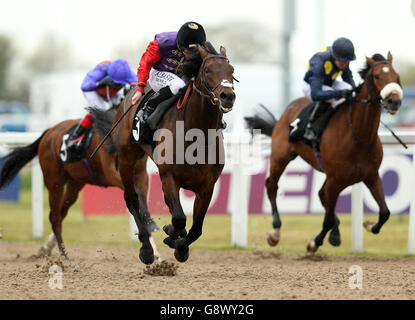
top-left (1, 0), bottom-right (414, 71)
top-left (1, 0), bottom-right (415, 126)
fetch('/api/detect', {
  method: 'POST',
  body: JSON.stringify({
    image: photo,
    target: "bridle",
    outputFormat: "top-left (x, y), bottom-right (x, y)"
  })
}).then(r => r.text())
top-left (192, 54), bottom-right (235, 106)
top-left (348, 60), bottom-right (405, 148)
top-left (350, 60), bottom-right (393, 106)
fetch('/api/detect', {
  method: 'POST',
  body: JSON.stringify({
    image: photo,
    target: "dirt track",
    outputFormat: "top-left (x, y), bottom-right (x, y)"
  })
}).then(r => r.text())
top-left (1, 242), bottom-right (415, 300)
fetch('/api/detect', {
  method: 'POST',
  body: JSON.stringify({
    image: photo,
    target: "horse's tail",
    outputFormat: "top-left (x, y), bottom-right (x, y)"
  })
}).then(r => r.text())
top-left (244, 104), bottom-right (278, 137)
top-left (88, 106), bottom-right (116, 154)
top-left (0, 130), bottom-right (48, 189)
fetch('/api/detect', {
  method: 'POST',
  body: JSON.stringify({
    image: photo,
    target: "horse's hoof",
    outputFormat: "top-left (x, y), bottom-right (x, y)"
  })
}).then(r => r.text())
top-left (306, 239), bottom-right (319, 253)
top-left (36, 246), bottom-right (51, 257)
top-left (174, 247), bottom-right (189, 263)
top-left (163, 224), bottom-right (174, 236)
top-left (328, 232), bottom-right (341, 247)
top-left (146, 220), bottom-right (160, 233)
top-left (266, 229), bottom-right (280, 247)
top-left (139, 248), bottom-right (155, 265)
top-left (363, 221), bottom-right (377, 233)
top-left (163, 236), bottom-right (176, 249)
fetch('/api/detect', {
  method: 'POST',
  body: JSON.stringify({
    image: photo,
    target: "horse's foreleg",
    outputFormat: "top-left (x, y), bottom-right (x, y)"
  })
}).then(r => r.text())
top-left (319, 180), bottom-right (341, 247)
top-left (363, 174), bottom-right (390, 234)
top-left (174, 188), bottom-right (214, 263)
top-left (161, 175), bottom-right (187, 250)
top-left (266, 153), bottom-right (292, 247)
top-left (307, 179), bottom-right (341, 253)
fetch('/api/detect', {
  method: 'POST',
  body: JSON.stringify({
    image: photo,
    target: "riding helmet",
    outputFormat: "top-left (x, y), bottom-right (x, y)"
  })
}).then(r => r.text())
top-left (331, 37), bottom-right (356, 62)
top-left (108, 59), bottom-right (137, 85)
top-left (177, 21), bottom-right (206, 50)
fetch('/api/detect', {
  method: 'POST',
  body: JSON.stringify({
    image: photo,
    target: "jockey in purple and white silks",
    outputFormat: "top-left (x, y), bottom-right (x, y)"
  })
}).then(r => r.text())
top-left (131, 21), bottom-right (207, 122)
top-left (67, 59), bottom-right (137, 149)
top-left (301, 37), bottom-right (357, 143)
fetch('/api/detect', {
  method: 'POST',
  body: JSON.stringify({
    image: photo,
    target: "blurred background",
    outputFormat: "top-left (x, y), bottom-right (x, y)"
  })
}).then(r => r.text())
top-left (0, 0), bottom-right (415, 132)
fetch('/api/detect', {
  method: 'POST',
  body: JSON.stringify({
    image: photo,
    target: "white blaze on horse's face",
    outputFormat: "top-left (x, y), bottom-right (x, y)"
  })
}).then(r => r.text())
top-left (369, 52), bottom-right (402, 115)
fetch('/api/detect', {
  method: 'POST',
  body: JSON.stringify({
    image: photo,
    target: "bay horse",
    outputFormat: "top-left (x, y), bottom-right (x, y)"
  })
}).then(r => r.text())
top-left (245, 52), bottom-right (403, 253)
top-left (0, 109), bottom-right (161, 260)
top-left (105, 42), bottom-right (236, 264)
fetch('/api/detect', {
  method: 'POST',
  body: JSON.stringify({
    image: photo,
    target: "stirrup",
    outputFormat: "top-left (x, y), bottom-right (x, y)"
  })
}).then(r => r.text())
top-left (304, 128), bottom-right (319, 142)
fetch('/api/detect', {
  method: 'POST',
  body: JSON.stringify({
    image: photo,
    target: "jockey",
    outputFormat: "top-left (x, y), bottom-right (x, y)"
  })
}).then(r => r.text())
top-left (67, 59), bottom-right (137, 149)
top-left (302, 37), bottom-right (357, 143)
top-left (131, 21), bottom-right (206, 122)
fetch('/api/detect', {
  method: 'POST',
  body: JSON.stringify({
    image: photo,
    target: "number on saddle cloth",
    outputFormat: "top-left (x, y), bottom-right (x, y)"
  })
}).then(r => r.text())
top-left (59, 126), bottom-right (95, 163)
top-left (130, 90), bottom-right (180, 149)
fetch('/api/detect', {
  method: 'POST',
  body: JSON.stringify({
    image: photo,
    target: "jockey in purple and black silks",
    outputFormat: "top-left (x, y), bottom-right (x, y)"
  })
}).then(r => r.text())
top-left (131, 21), bottom-right (207, 122)
top-left (300, 37), bottom-right (357, 143)
top-left (67, 59), bottom-right (137, 149)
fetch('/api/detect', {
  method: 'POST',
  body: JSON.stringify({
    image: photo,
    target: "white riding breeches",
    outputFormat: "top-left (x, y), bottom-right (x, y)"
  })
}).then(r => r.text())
top-left (302, 79), bottom-right (353, 108)
top-left (148, 69), bottom-right (186, 95)
top-left (83, 90), bottom-right (124, 111)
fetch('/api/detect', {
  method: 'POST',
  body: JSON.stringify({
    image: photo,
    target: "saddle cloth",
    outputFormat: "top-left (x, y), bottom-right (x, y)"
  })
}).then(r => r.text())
top-left (59, 126), bottom-right (95, 163)
top-left (130, 90), bottom-right (179, 149)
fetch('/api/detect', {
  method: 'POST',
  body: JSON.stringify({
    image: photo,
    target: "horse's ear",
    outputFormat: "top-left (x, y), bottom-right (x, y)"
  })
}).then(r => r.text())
top-left (387, 51), bottom-right (393, 63)
top-left (220, 46), bottom-right (227, 57)
top-left (366, 56), bottom-right (375, 67)
top-left (198, 44), bottom-right (209, 60)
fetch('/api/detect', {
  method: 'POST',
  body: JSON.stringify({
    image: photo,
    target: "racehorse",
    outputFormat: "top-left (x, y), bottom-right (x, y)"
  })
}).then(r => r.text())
top-left (245, 52), bottom-right (402, 253)
top-left (102, 42), bottom-right (235, 264)
top-left (0, 109), bottom-right (161, 260)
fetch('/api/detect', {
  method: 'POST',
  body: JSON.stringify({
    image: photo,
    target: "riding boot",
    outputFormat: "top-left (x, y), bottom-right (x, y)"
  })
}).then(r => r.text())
top-left (138, 86), bottom-right (173, 123)
top-left (304, 102), bottom-right (334, 143)
top-left (67, 113), bottom-right (93, 149)
top-left (304, 101), bottom-right (331, 143)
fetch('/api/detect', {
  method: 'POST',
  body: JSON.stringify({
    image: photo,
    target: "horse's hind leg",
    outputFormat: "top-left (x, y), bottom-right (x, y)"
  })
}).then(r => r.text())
top-left (307, 178), bottom-right (341, 253)
top-left (120, 157), bottom-right (154, 265)
top-left (45, 180), bottom-right (68, 258)
top-left (319, 180), bottom-right (341, 247)
top-left (266, 149), bottom-right (294, 247)
top-left (363, 174), bottom-right (390, 234)
top-left (133, 157), bottom-right (161, 262)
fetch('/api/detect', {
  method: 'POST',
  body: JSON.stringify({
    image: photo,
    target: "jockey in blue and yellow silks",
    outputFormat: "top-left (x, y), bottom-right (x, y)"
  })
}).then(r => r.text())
top-left (301, 37), bottom-right (357, 143)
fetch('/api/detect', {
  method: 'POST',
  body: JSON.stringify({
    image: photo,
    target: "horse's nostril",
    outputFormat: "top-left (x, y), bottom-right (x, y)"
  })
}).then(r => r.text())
top-left (220, 92), bottom-right (234, 100)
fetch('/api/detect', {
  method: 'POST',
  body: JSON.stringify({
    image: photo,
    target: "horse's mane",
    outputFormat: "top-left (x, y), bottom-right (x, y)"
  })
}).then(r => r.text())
top-left (358, 53), bottom-right (386, 80)
top-left (178, 41), bottom-right (220, 98)
top-left (355, 53), bottom-right (386, 94)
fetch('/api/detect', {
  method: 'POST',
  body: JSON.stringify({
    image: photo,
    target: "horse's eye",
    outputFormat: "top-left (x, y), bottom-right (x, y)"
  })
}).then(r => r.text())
top-left (374, 75), bottom-right (380, 80)
top-left (204, 68), bottom-right (209, 73)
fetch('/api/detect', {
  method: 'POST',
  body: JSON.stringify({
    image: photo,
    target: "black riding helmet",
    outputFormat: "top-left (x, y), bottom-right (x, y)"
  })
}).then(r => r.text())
top-left (331, 37), bottom-right (356, 62)
top-left (177, 21), bottom-right (206, 51)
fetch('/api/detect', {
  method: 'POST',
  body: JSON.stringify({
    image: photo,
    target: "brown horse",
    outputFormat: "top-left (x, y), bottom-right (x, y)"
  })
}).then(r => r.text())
top-left (0, 109), bottom-right (160, 259)
top-left (102, 43), bottom-right (236, 264)
top-left (245, 52), bottom-right (402, 253)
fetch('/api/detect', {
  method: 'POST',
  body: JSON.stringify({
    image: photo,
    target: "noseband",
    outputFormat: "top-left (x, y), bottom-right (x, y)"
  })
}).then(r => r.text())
top-left (193, 55), bottom-right (234, 105)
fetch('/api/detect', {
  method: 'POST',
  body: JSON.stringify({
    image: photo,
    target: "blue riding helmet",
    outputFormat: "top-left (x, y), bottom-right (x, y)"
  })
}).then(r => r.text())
top-left (331, 37), bottom-right (356, 62)
top-left (108, 59), bottom-right (137, 85)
